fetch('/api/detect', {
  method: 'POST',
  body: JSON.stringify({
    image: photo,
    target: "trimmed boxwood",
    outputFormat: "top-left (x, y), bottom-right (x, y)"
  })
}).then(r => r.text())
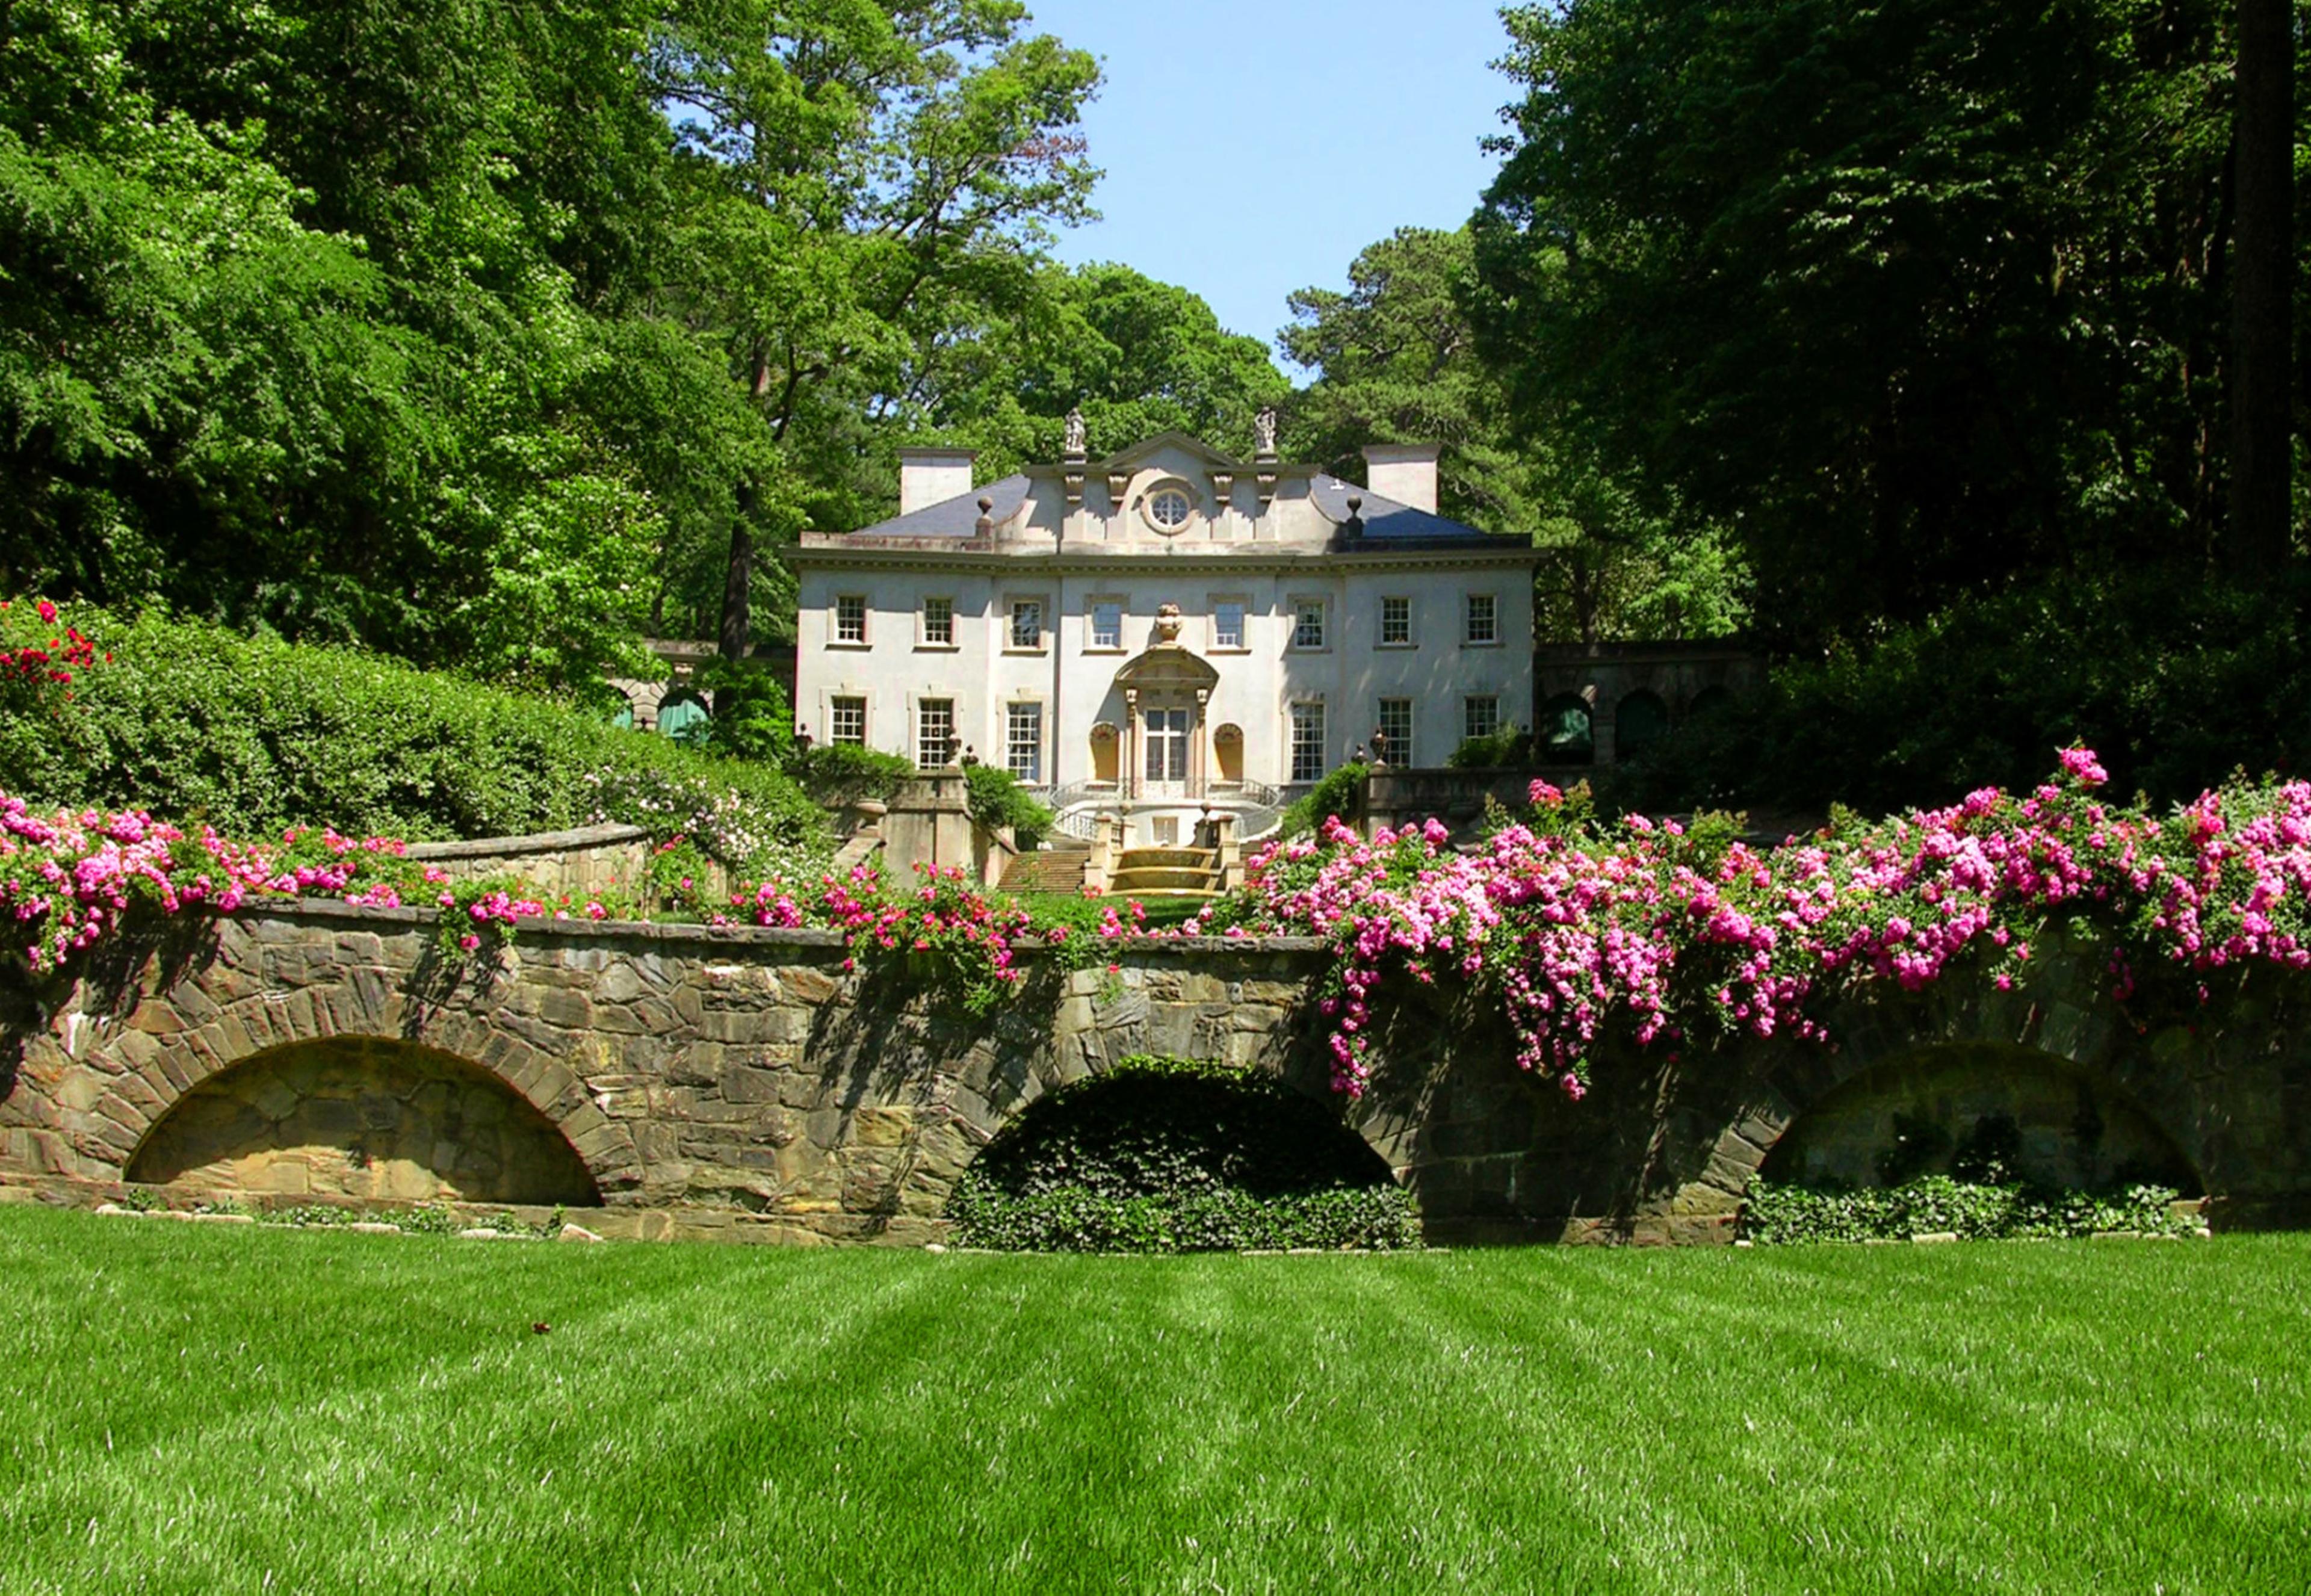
top-left (0, 606), bottom-right (826, 873)
top-left (944, 1054), bottom-right (1420, 1252)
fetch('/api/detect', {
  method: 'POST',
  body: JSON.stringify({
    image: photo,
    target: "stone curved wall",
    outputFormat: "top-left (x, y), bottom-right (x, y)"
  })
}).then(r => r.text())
top-left (4, 903), bottom-right (2309, 1242)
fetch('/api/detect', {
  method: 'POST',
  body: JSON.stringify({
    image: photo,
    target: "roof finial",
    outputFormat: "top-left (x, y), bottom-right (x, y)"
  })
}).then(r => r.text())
top-left (1062, 406), bottom-right (1087, 459)
top-left (1253, 404), bottom-right (1278, 460)
top-left (976, 493), bottom-right (994, 536)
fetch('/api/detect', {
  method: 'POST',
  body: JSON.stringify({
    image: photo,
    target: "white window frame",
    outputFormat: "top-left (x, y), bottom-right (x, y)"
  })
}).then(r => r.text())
top-left (1464, 592), bottom-right (1500, 647)
top-left (1210, 596), bottom-right (1249, 652)
top-left (1463, 694), bottom-right (1503, 743)
top-left (1005, 701), bottom-right (1044, 784)
top-left (833, 594), bottom-right (869, 647)
top-left (915, 697), bottom-right (956, 770)
top-left (1289, 702), bottom-right (1328, 784)
top-left (919, 595), bottom-right (955, 649)
top-left (1379, 596), bottom-right (1414, 648)
top-left (1087, 596), bottom-right (1125, 652)
top-left (1007, 596), bottom-right (1047, 653)
top-left (1377, 697), bottom-right (1414, 767)
top-left (828, 694), bottom-right (868, 747)
top-left (1290, 596), bottom-right (1327, 652)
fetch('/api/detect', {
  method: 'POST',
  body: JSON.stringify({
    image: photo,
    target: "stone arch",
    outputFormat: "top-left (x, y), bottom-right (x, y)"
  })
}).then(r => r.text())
top-left (657, 687), bottom-right (712, 744)
top-left (1538, 693), bottom-right (1594, 763)
top-left (79, 957), bottom-right (643, 1201)
top-left (127, 1036), bottom-right (602, 1205)
top-left (1613, 690), bottom-right (1669, 761)
top-left (1756, 1043), bottom-right (2200, 1195)
top-left (1694, 1012), bottom-right (2210, 1219)
top-left (1686, 684), bottom-right (1736, 721)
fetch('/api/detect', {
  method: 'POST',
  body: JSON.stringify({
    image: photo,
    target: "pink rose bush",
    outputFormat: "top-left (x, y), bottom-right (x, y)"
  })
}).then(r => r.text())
top-left (0, 596), bottom-right (105, 692)
top-left (13, 748), bottom-right (2311, 1106)
top-left (1198, 750), bottom-right (2311, 1098)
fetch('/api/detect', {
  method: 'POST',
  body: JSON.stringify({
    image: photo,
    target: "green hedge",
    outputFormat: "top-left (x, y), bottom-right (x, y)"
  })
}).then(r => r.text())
top-left (1277, 762), bottom-right (1367, 838)
top-left (1741, 1176), bottom-right (2197, 1244)
top-left (944, 1054), bottom-right (1420, 1252)
top-left (963, 763), bottom-right (1054, 849)
top-left (1, 607), bottom-right (828, 876)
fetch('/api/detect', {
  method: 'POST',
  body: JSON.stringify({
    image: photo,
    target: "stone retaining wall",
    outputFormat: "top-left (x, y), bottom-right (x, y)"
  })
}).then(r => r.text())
top-left (4, 903), bottom-right (2309, 1243)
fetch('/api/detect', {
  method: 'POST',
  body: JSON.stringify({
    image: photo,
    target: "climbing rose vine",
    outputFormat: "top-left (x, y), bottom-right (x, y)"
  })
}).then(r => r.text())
top-left (10, 752), bottom-right (2311, 1100)
top-left (1196, 753), bottom-right (2311, 1096)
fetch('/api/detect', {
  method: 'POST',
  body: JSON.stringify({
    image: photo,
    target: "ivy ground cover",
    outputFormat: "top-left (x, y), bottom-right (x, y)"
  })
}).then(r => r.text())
top-left (1, 1205), bottom-right (2304, 1594)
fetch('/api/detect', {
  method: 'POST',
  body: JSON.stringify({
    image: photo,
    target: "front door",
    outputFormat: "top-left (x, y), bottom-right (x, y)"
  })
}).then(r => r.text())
top-left (1143, 707), bottom-right (1189, 796)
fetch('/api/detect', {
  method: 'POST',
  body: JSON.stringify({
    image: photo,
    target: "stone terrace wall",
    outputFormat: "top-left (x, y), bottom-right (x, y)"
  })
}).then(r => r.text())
top-left (3, 905), bottom-right (2309, 1243)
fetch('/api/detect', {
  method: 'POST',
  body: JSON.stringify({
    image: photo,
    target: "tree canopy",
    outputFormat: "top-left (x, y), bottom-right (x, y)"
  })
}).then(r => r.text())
top-left (1473, 0), bottom-right (2307, 650)
top-left (1283, 225), bottom-right (1746, 642)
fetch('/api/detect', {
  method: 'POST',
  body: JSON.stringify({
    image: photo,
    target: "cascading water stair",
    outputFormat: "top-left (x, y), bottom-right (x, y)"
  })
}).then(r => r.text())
top-left (1106, 845), bottom-right (1223, 897)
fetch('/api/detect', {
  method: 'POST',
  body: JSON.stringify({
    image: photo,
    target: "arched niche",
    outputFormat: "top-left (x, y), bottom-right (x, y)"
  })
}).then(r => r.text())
top-left (1759, 1042), bottom-right (2200, 1195)
top-left (1686, 685), bottom-right (1736, 722)
top-left (1089, 720), bottom-right (1119, 785)
top-left (1539, 693), bottom-right (1594, 764)
top-left (1212, 722), bottom-right (1244, 784)
top-left (1613, 690), bottom-right (1668, 761)
top-left (657, 688), bottom-right (712, 746)
top-left (126, 1037), bottom-right (602, 1206)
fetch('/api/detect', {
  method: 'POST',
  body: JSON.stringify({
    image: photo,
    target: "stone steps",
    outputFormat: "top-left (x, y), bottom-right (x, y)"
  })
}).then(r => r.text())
top-left (1000, 842), bottom-right (1091, 895)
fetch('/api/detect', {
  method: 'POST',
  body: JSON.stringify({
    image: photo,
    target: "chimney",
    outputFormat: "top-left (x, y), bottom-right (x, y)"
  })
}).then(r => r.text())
top-left (1361, 442), bottom-right (1441, 515)
top-left (897, 448), bottom-right (979, 516)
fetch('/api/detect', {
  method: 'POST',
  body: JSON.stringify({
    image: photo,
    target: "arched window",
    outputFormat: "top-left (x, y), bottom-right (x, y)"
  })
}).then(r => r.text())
top-left (657, 688), bottom-right (712, 746)
top-left (1538, 694), bottom-right (1594, 764)
top-left (1613, 690), bottom-right (1669, 762)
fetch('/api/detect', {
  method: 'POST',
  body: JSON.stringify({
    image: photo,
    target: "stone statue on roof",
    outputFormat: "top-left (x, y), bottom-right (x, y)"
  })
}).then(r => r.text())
top-left (1062, 406), bottom-right (1087, 457)
top-left (1252, 404), bottom-right (1278, 457)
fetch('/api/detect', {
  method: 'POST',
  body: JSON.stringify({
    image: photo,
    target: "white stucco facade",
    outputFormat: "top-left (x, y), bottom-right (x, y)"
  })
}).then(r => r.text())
top-left (791, 430), bottom-right (1539, 842)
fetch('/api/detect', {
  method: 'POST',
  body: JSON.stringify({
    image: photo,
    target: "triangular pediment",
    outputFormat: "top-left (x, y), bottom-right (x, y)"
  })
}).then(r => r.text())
top-left (1094, 431), bottom-right (1242, 474)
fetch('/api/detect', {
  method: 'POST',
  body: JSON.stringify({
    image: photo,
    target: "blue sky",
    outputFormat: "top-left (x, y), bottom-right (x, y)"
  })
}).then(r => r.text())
top-left (1021, 1), bottom-right (1518, 372)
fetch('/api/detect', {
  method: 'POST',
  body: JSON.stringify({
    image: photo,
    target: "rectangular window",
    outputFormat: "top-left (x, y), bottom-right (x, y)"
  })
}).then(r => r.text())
top-left (1381, 596), bottom-right (1412, 646)
top-left (916, 698), bottom-right (954, 769)
top-left (1465, 592), bottom-right (1498, 645)
top-left (1292, 599), bottom-right (1326, 650)
top-left (1090, 600), bottom-right (1123, 650)
top-left (829, 696), bottom-right (866, 747)
top-left (1464, 694), bottom-right (1502, 743)
top-left (1213, 601), bottom-right (1246, 649)
top-left (1006, 704), bottom-right (1043, 784)
top-left (835, 595), bottom-right (868, 645)
top-left (921, 596), bottom-right (953, 646)
top-left (1290, 702), bottom-right (1326, 784)
top-left (1378, 697), bottom-right (1414, 767)
top-left (1010, 599), bottom-right (1043, 650)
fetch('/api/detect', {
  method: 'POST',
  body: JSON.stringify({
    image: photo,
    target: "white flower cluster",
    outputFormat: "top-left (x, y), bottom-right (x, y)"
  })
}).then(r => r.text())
top-left (583, 765), bottom-right (829, 882)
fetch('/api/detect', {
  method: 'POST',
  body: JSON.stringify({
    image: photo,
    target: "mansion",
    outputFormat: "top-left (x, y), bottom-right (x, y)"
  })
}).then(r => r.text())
top-left (791, 418), bottom-right (1541, 845)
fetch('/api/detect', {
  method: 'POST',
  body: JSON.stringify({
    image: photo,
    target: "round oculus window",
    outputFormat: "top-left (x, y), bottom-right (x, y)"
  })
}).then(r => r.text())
top-left (1146, 487), bottom-right (1195, 531)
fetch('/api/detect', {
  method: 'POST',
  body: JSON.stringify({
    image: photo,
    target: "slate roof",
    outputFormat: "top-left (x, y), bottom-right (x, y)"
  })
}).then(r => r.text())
top-left (849, 472), bottom-right (1032, 539)
top-left (1305, 474), bottom-right (1506, 546)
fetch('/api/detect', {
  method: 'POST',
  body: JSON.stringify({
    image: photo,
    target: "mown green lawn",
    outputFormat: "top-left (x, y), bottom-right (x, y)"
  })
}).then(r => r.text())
top-left (1, 1207), bottom-right (2305, 1594)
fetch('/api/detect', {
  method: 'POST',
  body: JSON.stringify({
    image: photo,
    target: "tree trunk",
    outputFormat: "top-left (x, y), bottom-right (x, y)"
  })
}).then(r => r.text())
top-left (2228, 0), bottom-right (2293, 574)
top-left (716, 480), bottom-right (755, 711)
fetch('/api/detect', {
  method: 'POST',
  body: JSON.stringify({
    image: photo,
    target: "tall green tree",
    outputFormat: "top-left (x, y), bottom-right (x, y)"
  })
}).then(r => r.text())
top-left (1284, 226), bottom-right (1746, 642)
top-left (648, 0), bottom-right (1101, 658)
top-left (1, 0), bottom-right (756, 691)
top-left (1473, 0), bottom-right (2306, 649)
top-left (909, 259), bottom-right (1291, 475)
